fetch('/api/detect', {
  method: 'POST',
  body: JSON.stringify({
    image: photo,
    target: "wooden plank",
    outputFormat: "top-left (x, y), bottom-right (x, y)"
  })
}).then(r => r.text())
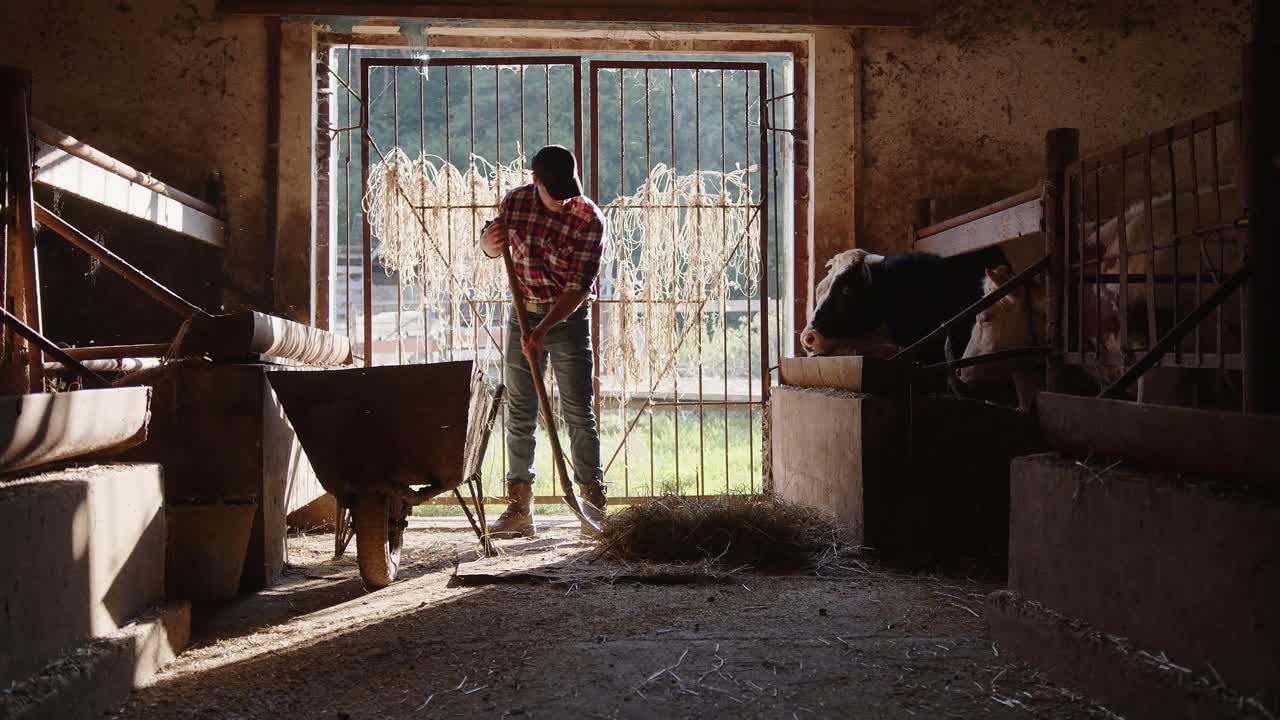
top-left (1036, 391), bottom-right (1280, 477)
top-left (0, 387), bottom-right (152, 473)
top-left (217, 1), bottom-right (921, 26)
top-left (914, 197), bottom-right (1043, 258)
top-left (779, 355), bottom-right (905, 393)
top-left (33, 136), bottom-right (225, 249)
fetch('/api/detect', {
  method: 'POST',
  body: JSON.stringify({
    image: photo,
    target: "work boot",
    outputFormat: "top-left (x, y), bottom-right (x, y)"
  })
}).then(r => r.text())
top-left (488, 481), bottom-right (536, 539)
top-left (578, 479), bottom-right (608, 536)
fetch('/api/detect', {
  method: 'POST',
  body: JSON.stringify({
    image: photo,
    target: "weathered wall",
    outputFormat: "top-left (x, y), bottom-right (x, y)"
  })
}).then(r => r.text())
top-left (0, 0), bottom-right (273, 312)
top-left (854, 0), bottom-right (1250, 265)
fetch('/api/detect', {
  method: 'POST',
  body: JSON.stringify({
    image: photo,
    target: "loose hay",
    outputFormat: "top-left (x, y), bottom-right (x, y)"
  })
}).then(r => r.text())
top-left (594, 494), bottom-right (844, 570)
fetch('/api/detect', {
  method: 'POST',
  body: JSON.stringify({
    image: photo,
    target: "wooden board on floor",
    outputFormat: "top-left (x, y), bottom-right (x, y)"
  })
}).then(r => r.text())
top-left (779, 356), bottom-right (905, 393)
top-left (1036, 392), bottom-right (1280, 479)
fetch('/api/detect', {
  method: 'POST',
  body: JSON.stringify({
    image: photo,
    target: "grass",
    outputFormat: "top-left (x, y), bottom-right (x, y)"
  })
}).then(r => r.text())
top-left (413, 405), bottom-right (764, 516)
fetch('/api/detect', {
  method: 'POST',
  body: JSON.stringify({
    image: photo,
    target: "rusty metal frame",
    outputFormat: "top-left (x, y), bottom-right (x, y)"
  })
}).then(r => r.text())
top-left (357, 55), bottom-right (583, 370)
top-left (1057, 101), bottom-right (1249, 406)
top-left (589, 59), bottom-right (771, 498)
top-left (326, 44), bottom-right (796, 504)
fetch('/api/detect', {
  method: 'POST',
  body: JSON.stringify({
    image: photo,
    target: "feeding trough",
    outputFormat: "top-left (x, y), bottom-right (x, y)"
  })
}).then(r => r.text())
top-left (267, 361), bottom-right (502, 588)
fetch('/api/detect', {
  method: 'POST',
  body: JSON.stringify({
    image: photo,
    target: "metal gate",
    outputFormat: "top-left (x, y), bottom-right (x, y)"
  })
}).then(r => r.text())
top-left (325, 49), bottom-right (789, 503)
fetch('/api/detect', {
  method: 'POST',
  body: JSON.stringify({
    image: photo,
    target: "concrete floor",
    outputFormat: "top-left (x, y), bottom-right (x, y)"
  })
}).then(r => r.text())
top-left (108, 520), bottom-right (1117, 719)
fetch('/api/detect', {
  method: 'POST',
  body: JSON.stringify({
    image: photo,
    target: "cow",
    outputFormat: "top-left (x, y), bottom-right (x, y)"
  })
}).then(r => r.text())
top-left (959, 265), bottom-right (1123, 411)
top-left (800, 246), bottom-right (1010, 368)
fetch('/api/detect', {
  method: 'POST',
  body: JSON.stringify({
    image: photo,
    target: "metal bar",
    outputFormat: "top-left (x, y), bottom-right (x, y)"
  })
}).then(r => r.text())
top-left (617, 65), bottom-right (628, 496)
top-left (1144, 135), bottom-right (1158, 352)
top-left (344, 46), bottom-right (353, 342)
top-left (1100, 265), bottom-right (1250, 400)
top-left (915, 187), bottom-right (1042, 240)
top-left (1, 68), bottom-right (43, 391)
top-left (444, 64), bottom-right (454, 362)
top-left (719, 69), bottom-right (728, 494)
top-left (588, 63), bottom-right (600, 426)
top-left (1117, 152), bottom-right (1129, 354)
top-left (1212, 110), bottom-right (1224, 361)
top-left (1065, 102), bottom-right (1243, 169)
top-left (757, 65), bottom-right (770, 409)
top-left (33, 203), bottom-right (204, 319)
top-left (747, 68), bottom-right (756, 493)
top-left (1041, 128), bottom-right (1077, 393)
top-left (469, 64), bottom-right (477, 367)
top-left (892, 254), bottom-right (1052, 364)
top-left (644, 68), bottom-right (658, 497)
top-left (917, 346), bottom-right (1051, 375)
top-left (419, 61), bottom-right (429, 358)
top-left (1189, 121), bottom-right (1203, 364)
top-left (393, 67), bottom-right (403, 365)
top-left (0, 306), bottom-right (109, 388)
top-left (361, 58), bottom-right (374, 366)
top-left (770, 68), bottom-right (782, 390)
top-left (64, 343), bottom-right (170, 360)
top-left (1167, 126), bottom-right (1181, 364)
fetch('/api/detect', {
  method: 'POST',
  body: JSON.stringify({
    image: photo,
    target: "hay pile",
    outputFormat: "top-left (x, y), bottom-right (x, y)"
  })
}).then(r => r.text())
top-left (594, 495), bottom-right (844, 570)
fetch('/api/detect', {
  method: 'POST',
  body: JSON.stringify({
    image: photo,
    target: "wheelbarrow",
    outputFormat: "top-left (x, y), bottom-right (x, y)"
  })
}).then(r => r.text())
top-left (267, 361), bottom-right (504, 588)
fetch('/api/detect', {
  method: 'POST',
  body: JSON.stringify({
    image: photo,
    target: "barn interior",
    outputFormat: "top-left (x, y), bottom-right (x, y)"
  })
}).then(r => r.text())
top-left (0, 1), bottom-right (1276, 718)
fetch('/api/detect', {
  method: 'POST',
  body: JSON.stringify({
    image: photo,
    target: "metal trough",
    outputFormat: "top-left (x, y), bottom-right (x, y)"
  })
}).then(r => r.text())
top-left (267, 361), bottom-right (500, 587)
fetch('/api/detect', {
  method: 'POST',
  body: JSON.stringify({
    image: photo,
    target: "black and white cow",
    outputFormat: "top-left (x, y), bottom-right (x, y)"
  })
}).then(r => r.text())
top-left (800, 247), bottom-right (1009, 367)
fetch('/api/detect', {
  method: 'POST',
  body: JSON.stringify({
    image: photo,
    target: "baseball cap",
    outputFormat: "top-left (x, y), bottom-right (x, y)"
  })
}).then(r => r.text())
top-left (530, 145), bottom-right (583, 201)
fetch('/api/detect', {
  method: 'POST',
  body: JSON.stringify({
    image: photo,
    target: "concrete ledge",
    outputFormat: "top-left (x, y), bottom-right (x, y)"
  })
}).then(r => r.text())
top-left (0, 601), bottom-right (191, 720)
top-left (985, 591), bottom-right (1273, 720)
top-left (770, 387), bottom-right (1043, 565)
top-left (1009, 453), bottom-right (1280, 698)
top-left (0, 463), bottom-right (165, 687)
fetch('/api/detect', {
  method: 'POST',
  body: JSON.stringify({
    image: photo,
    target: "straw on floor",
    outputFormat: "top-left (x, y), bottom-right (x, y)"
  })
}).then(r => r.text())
top-left (593, 494), bottom-right (844, 570)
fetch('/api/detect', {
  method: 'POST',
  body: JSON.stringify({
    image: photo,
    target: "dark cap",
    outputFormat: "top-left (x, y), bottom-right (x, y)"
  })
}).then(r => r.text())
top-left (530, 145), bottom-right (583, 201)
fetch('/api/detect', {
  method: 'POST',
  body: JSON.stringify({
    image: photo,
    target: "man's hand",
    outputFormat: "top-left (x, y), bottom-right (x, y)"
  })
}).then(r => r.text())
top-left (480, 220), bottom-right (507, 258)
top-left (521, 324), bottom-right (547, 362)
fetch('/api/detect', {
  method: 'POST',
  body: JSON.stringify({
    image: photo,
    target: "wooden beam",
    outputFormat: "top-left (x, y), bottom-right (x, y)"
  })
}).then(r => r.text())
top-left (32, 124), bottom-right (225, 249)
top-left (217, 1), bottom-right (921, 27)
top-left (914, 195), bottom-right (1042, 258)
top-left (1243, 0), bottom-right (1280, 414)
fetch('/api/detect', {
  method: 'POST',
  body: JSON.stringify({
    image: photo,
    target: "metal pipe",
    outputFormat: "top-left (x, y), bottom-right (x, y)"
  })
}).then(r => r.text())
top-left (0, 306), bottom-right (109, 388)
top-left (916, 187), bottom-right (1041, 240)
top-left (2, 67), bottom-right (45, 391)
top-left (1100, 265), bottom-right (1251, 400)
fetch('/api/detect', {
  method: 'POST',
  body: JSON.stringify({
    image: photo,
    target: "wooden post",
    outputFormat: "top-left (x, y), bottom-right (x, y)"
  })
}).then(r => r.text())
top-left (1042, 128), bottom-right (1080, 395)
top-left (1243, 2), bottom-right (1280, 414)
top-left (0, 67), bottom-right (42, 394)
top-left (910, 197), bottom-right (934, 247)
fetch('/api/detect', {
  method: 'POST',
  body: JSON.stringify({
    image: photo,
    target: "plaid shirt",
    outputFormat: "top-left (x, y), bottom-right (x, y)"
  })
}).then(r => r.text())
top-left (495, 184), bottom-right (606, 305)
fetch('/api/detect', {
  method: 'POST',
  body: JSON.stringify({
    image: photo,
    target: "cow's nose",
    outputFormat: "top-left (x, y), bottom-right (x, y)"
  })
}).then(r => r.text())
top-left (800, 328), bottom-right (817, 351)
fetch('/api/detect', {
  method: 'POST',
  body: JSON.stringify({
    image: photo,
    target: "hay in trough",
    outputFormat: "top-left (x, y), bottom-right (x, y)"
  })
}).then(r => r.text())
top-left (594, 494), bottom-right (844, 570)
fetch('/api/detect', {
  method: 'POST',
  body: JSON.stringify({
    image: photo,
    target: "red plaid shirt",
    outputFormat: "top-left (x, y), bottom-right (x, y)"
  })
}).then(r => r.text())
top-left (496, 184), bottom-right (606, 305)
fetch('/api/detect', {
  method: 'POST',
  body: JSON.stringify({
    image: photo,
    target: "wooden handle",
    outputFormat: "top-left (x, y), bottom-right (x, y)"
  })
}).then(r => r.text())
top-left (500, 244), bottom-right (596, 530)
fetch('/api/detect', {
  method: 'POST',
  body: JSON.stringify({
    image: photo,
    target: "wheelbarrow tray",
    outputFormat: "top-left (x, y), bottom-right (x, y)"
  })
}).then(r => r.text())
top-left (267, 361), bottom-right (475, 505)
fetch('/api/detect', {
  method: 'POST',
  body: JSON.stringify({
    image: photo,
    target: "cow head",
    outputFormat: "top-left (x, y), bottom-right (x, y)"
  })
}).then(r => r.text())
top-left (959, 265), bottom-right (1043, 385)
top-left (800, 249), bottom-right (888, 356)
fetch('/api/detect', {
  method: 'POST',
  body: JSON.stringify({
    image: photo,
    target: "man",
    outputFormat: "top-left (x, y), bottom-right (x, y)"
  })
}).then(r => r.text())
top-left (480, 145), bottom-right (607, 537)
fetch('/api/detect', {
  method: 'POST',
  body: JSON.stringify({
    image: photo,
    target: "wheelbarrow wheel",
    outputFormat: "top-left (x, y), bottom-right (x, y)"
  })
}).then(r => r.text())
top-left (354, 493), bottom-right (405, 589)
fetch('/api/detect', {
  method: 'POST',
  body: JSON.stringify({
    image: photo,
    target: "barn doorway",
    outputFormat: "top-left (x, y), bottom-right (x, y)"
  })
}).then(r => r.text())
top-left (321, 46), bottom-right (795, 505)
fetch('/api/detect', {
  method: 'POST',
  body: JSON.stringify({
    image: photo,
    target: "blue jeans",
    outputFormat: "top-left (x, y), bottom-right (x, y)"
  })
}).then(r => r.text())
top-left (505, 305), bottom-right (602, 488)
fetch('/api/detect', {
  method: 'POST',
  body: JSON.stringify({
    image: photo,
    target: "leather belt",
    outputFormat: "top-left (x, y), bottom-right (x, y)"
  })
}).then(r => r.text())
top-left (521, 299), bottom-right (591, 315)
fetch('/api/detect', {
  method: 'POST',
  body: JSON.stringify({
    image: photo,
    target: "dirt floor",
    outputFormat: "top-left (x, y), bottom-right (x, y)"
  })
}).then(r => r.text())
top-left (108, 519), bottom-right (1120, 720)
